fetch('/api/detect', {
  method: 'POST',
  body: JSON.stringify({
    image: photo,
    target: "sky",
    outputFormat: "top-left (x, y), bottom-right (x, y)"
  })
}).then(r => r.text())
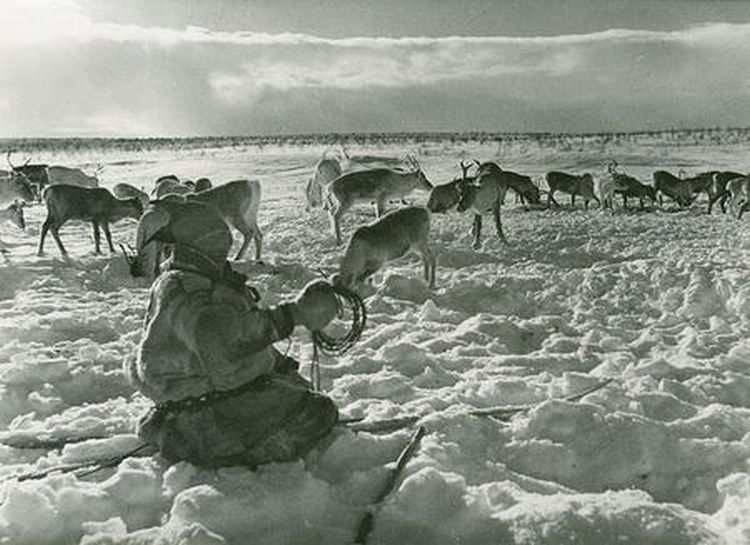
top-left (1, 0), bottom-right (750, 137)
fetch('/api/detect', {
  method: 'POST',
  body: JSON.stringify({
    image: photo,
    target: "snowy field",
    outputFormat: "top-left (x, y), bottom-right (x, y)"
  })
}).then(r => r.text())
top-left (0, 134), bottom-right (749, 544)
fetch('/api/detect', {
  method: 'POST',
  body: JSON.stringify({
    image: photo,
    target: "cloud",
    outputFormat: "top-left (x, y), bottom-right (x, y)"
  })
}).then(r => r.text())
top-left (1, 0), bottom-right (750, 135)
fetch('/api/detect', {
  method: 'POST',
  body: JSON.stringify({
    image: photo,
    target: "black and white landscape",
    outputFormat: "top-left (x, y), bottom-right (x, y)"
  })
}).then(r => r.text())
top-left (0, 1), bottom-right (749, 544)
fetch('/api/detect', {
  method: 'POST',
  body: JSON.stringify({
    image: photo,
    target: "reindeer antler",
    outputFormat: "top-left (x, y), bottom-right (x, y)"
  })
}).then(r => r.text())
top-left (459, 160), bottom-right (472, 180)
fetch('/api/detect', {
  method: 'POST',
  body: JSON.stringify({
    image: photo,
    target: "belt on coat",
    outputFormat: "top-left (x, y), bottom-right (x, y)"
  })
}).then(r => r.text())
top-left (154, 373), bottom-right (274, 416)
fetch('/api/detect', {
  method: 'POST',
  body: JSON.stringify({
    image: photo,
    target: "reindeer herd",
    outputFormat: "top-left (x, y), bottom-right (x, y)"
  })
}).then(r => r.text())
top-left (307, 151), bottom-right (750, 290)
top-left (0, 146), bottom-right (748, 292)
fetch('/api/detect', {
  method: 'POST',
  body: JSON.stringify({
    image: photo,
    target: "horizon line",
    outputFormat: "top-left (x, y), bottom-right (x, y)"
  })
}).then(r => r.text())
top-left (1, 126), bottom-right (749, 142)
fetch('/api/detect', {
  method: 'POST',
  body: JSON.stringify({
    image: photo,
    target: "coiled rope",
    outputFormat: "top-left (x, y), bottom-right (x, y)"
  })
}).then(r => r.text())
top-left (310, 284), bottom-right (367, 390)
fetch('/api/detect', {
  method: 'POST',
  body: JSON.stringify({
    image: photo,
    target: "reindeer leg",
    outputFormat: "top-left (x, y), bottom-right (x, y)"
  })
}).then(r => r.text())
top-left (418, 242), bottom-right (437, 288)
top-left (330, 201), bottom-right (348, 245)
top-left (493, 201), bottom-right (506, 243)
top-left (51, 224), bottom-right (67, 257)
top-left (739, 202), bottom-right (749, 220)
top-left (38, 216), bottom-right (53, 256)
top-left (376, 196), bottom-right (387, 218)
top-left (472, 215), bottom-right (482, 249)
top-left (102, 222), bottom-right (115, 253)
top-left (91, 221), bottom-right (102, 254)
top-left (253, 225), bottom-right (263, 262)
top-left (233, 222), bottom-right (251, 261)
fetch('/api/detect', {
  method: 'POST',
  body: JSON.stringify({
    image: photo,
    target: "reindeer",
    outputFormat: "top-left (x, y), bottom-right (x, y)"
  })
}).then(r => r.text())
top-left (495, 165), bottom-right (541, 207)
top-left (7, 152), bottom-right (100, 199)
top-left (194, 178), bottom-right (213, 192)
top-left (594, 174), bottom-right (615, 210)
top-left (327, 156), bottom-right (433, 244)
top-left (607, 161), bottom-right (656, 210)
top-left (681, 171), bottom-right (717, 204)
top-left (7, 151), bottom-right (47, 200)
top-left (0, 202), bottom-right (26, 231)
top-left (708, 171), bottom-right (747, 214)
top-left (426, 160), bottom-right (475, 213)
top-left (0, 202), bottom-right (27, 262)
top-left (333, 206), bottom-right (435, 290)
top-left (124, 180), bottom-right (263, 276)
top-left (152, 176), bottom-right (192, 199)
top-left (124, 200), bottom-right (229, 279)
top-left (113, 183), bottom-right (150, 208)
top-left (726, 176), bottom-right (750, 218)
top-left (545, 171), bottom-right (600, 209)
top-left (306, 154), bottom-right (342, 211)
top-left (457, 162), bottom-right (509, 249)
top-left (187, 180), bottom-right (263, 261)
top-left (0, 170), bottom-right (36, 206)
top-left (652, 171), bottom-right (695, 208)
top-left (38, 186), bottom-right (143, 257)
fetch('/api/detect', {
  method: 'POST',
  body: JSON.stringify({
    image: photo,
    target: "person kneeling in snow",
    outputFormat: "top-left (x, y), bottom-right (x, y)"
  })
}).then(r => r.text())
top-left (127, 200), bottom-right (340, 468)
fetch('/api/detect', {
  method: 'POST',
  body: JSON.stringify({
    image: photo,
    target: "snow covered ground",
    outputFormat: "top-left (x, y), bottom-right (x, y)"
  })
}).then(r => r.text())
top-left (0, 135), bottom-right (749, 544)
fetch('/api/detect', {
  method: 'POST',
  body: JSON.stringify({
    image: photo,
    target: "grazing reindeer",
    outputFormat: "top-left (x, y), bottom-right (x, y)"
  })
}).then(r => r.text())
top-left (125, 200), bottom-right (229, 279)
top-left (682, 171), bottom-right (716, 203)
top-left (0, 202), bottom-right (26, 231)
top-left (152, 176), bottom-right (192, 199)
top-left (545, 171), bottom-right (600, 209)
top-left (333, 206), bottom-right (436, 289)
top-left (0, 171), bottom-right (36, 206)
top-left (608, 161), bottom-right (656, 210)
top-left (708, 171), bottom-right (746, 214)
top-left (130, 180), bottom-right (264, 268)
top-left (38, 186), bottom-right (143, 256)
top-left (494, 164), bottom-right (541, 206)
top-left (186, 180), bottom-right (263, 261)
top-left (426, 160), bottom-right (475, 213)
top-left (306, 153), bottom-right (342, 210)
top-left (7, 152), bottom-right (100, 198)
top-left (0, 202), bottom-right (26, 262)
top-left (113, 183), bottom-right (150, 208)
top-left (652, 171), bottom-right (695, 208)
top-left (726, 176), bottom-right (750, 218)
top-left (328, 156), bottom-right (433, 244)
top-left (458, 162), bottom-right (508, 249)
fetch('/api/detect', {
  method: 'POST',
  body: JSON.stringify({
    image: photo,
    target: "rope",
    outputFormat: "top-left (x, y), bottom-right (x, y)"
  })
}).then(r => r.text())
top-left (311, 284), bottom-right (367, 356)
top-left (309, 284), bottom-right (367, 391)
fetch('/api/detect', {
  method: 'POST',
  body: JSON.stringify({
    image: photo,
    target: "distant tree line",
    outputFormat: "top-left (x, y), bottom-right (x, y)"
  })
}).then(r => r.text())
top-left (1, 126), bottom-right (748, 154)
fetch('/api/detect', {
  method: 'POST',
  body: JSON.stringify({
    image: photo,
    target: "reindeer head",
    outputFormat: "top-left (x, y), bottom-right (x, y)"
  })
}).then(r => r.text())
top-left (122, 205), bottom-right (171, 277)
top-left (456, 183), bottom-right (479, 213)
top-left (7, 202), bottom-right (25, 230)
top-left (406, 155), bottom-right (432, 190)
top-left (11, 172), bottom-right (36, 203)
top-left (525, 180), bottom-right (542, 204)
